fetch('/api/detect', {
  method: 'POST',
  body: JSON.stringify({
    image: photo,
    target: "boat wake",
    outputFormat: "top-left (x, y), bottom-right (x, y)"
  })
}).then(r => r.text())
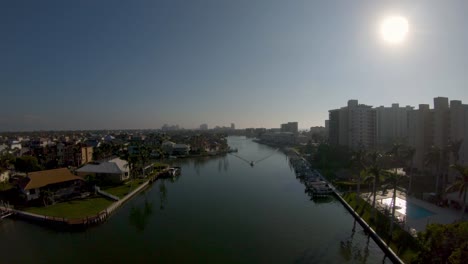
top-left (229, 148), bottom-right (279, 167)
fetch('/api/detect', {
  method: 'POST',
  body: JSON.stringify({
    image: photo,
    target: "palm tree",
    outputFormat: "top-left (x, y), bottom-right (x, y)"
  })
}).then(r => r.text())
top-left (135, 144), bottom-right (151, 177)
top-left (366, 151), bottom-right (384, 221)
top-left (448, 139), bottom-right (463, 164)
top-left (385, 143), bottom-right (413, 235)
top-left (425, 145), bottom-right (442, 195)
top-left (446, 164), bottom-right (468, 221)
top-left (404, 147), bottom-right (416, 195)
top-left (123, 152), bottom-right (140, 189)
top-left (40, 189), bottom-right (54, 207)
top-left (385, 170), bottom-right (407, 236)
top-left (350, 148), bottom-right (367, 205)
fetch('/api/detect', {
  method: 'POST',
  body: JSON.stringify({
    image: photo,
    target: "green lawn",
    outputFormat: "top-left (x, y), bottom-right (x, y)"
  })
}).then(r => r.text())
top-left (102, 179), bottom-right (147, 198)
top-left (24, 197), bottom-right (113, 219)
top-left (0, 182), bottom-right (13, 191)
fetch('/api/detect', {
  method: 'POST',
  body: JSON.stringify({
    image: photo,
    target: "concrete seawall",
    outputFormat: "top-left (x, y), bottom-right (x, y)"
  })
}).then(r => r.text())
top-left (334, 193), bottom-right (404, 264)
top-left (4, 169), bottom-right (169, 228)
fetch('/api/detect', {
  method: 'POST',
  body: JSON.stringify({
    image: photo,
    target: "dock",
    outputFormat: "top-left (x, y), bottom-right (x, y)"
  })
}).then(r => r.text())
top-left (286, 148), bottom-right (404, 264)
top-left (0, 201), bottom-right (15, 220)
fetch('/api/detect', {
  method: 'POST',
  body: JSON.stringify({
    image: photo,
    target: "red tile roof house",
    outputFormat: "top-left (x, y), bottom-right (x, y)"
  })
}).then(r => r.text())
top-left (19, 168), bottom-right (84, 201)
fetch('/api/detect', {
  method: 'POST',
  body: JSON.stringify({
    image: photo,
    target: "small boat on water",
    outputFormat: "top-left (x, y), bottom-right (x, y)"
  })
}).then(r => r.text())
top-left (250, 161), bottom-right (255, 167)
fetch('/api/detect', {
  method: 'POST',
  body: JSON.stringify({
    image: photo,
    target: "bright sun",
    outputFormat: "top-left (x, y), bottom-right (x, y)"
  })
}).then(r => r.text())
top-left (380, 16), bottom-right (409, 44)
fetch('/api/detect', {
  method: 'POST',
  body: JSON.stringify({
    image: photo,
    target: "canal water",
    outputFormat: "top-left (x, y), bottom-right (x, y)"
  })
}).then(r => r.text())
top-left (0, 136), bottom-right (388, 263)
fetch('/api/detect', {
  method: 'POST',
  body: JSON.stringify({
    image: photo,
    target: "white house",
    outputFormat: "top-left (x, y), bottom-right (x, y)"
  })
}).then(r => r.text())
top-left (10, 141), bottom-right (22, 150)
top-left (76, 157), bottom-right (130, 183)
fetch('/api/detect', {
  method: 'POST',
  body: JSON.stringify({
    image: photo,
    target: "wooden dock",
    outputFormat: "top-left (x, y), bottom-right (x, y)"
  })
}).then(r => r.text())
top-left (0, 201), bottom-right (15, 220)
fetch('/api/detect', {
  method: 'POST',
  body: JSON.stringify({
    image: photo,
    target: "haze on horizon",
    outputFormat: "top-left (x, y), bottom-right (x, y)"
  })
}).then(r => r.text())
top-left (1, 0), bottom-right (467, 132)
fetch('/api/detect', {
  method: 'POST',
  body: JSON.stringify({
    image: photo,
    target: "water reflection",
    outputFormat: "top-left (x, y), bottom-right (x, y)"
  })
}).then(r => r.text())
top-left (191, 157), bottom-right (213, 176)
top-left (217, 156), bottom-right (230, 173)
top-left (159, 180), bottom-right (167, 210)
top-left (129, 198), bottom-right (153, 232)
top-left (338, 220), bottom-right (376, 263)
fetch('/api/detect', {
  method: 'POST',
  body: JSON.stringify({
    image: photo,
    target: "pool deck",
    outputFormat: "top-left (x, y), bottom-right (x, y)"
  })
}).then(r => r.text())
top-left (361, 191), bottom-right (467, 232)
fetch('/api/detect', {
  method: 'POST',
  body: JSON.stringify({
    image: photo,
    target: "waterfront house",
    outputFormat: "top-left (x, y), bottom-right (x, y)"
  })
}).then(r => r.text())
top-left (19, 168), bottom-right (84, 201)
top-left (76, 157), bottom-right (129, 184)
top-left (172, 144), bottom-right (190, 156)
top-left (0, 170), bottom-right (10, 183)
top-left (161, 141), bottom-right (176, 155)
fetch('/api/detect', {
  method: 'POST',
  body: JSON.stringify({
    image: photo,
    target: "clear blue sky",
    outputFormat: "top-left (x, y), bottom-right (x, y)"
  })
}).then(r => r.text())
top-left (1, 0), bottom-right (467, 131)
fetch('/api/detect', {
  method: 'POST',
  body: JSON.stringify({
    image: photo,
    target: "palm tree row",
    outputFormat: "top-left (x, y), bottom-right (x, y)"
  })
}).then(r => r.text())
top-left (351, 140), bottom-right (467, 232)
top-left (350, 144), bottom-right (414, 230)
top-left (423, 139), bottom-right (464, 196)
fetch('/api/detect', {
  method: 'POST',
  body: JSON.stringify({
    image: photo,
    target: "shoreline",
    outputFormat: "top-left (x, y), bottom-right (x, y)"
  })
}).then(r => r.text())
top-left (1, 169), bottom-right (170, 230)
top-left (1, 152), bottom-right (232, 229)
top-left (255, 140), bottom-right (405, 264)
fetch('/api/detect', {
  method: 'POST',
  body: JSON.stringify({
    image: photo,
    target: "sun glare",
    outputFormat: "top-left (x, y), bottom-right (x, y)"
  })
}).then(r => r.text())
top-left (380, 16), bottom-right (409, 44)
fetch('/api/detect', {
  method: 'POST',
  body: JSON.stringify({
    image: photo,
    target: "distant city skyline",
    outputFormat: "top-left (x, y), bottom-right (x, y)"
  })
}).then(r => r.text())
top-left (1, 1), bottom-right (467, 131)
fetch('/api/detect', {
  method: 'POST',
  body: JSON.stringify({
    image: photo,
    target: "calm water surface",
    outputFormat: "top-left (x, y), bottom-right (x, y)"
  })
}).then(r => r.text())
top-left (0, 136), bottom-right (387, 263)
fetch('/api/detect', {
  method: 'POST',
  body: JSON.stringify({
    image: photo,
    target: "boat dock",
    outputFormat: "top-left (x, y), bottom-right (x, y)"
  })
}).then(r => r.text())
top-left (288, 150), bottom-right (336, 198)
top-left (286, 148), bottom-right (404, 264)
top-left (1, 201), bottom-right (14, 219)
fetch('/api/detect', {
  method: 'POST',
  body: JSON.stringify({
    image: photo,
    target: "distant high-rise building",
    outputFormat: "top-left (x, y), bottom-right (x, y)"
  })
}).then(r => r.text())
top-left (408, 98), bottom-right (468, 184)
top-left (375, 103), bottom-right (414, 147)
top-left (329, 100), bottom-right (376, 150)
top-left (449, 100), bottom-right (468, 167)
top-left (200, 124), bottom-right (208, 130)
top-left (231, 123), bottom-right (235, 130)
top-left (280, 122), bottom-right (298, 134)
top-left (408, 104), bottom-right (433, 171)
top-left (328, 97), bottom-right (468, 191)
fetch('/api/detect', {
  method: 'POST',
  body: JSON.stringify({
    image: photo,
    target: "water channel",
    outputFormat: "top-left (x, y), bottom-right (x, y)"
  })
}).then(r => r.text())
top-left (0, 136), bottom-right (388, 263)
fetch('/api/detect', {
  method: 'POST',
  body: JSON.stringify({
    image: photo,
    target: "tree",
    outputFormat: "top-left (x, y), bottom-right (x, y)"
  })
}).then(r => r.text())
top-left (40, 189), bottom-right (54, 207)
top-left (416, 222), bottom-right (468, 264)
top-left (448, 139), bottom-right (463, 164)
top-left (425, 145), bottom-right (442, 195)
top-left (384, 170), bottom-right (407, 236)
top-left (385, 143), bottom-right (408, 236)
top-left (350, 148), bottom-right (366, 207)
top-left (404, 147), bottom-right (416, 195)
top-left (14, 156), bottom-right (43, 173)
top-left (366, 151), bottom-right (385, 221)
top-left (0, 153), bottom-right (15, 171)
top-left (446, 164), bottom-right (468, 221)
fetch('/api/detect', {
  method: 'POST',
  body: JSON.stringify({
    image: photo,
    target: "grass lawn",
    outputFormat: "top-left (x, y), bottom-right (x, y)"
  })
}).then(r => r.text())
top-left (343, 192), bottom-right (420, 263)
top-left (102, 178), bottom-right (147, 198)
top-left (0, 182), bottom-right (13, 192)
top-left (24, 197), bottom-right (113, 219)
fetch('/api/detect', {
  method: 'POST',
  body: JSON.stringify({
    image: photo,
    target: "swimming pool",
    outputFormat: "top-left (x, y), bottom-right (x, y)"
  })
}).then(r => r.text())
top-left (381, 197), bottom-right (435, 219)
top-left (406, 202), bottom-right (435, 219)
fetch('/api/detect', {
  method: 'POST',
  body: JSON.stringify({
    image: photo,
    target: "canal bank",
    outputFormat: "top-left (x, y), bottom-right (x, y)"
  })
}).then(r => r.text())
top-left (283, 145), bottom-right (409, 263)
top-left (2, 168), bottom-right (175, 229)
top-left (0, 136), bottom-right (388, 263)
top-left (335, 194), bottom-right (404, 264)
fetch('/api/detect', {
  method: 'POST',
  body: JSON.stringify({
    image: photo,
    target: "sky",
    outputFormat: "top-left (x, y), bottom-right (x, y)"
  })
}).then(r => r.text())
top-left (1, 0), bottom-right (467, 131)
